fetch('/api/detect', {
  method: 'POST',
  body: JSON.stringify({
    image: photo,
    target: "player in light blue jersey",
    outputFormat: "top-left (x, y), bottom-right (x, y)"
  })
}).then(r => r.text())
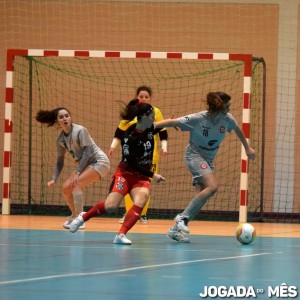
top-left (155, 92), bottom-right (256, 242)
top-left (36, 107), bottom-right (110, 229)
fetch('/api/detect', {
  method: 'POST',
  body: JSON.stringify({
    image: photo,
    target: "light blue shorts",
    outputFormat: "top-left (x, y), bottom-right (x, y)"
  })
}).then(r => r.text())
top-left (184, 145), bottom-right (214, 186)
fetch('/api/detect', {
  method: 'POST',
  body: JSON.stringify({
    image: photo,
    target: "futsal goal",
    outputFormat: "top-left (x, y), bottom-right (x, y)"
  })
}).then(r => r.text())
top-left (2, 49), bottom-right (265, 222)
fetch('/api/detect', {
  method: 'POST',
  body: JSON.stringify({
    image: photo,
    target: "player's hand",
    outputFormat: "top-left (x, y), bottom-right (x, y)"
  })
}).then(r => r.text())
top-left (108, 148), bottom-right (114, 158)
top-left (153, 173), bottom-right (166, 184)
top-left (70, 172), bottom-right (80, 187)
top-left (246, 147), bottom-right (256, 160)
top-left (47, 180), bottom-right (55, 187)
top-left (160, 149), bottom-right (167, 156)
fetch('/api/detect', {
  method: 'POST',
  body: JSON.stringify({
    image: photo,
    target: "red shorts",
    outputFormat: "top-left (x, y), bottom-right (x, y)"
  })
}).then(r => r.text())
top-left (109, 168), bottom-right (151, 196)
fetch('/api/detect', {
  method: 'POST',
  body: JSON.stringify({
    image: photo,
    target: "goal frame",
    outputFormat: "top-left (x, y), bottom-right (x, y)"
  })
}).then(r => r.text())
top-left (2, 49), bottom-right (253, 222)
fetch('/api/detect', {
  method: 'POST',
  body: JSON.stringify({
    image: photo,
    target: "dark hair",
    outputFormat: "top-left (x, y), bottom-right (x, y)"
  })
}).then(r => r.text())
top-left (120, 98), bottom-right (153, 121)
top-left (206, 92), bottom-right (231, 114)
top-left (136, 85), bottom-right (152, 97)
top-left (36, 107), bottom-right (71, 127)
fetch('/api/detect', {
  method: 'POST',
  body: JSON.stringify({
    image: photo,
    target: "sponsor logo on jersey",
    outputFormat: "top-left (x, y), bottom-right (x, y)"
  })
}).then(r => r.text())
top-left (208, 140), bottom-right (218, 146)
top-left (200, 163), bottom-right (208, 169)
top-left (139, 159), bottom-right (152, 164)
top-left (198, 145), bottom-right (219, 152)
top-left (180, 116), bottom-right (190, 122)
top-left (147, 132), bottom-right (153, 139)
top-left (219, 126), bottom-right (225, 133)
top-left (123, 144), bottom-right (129, 155)
top-left (116, 183), bottom-right (124, 190)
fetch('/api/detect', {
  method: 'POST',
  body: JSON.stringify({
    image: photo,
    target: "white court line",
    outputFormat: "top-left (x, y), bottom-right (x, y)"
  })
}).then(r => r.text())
top-left (0, 252), bottom-right (282, 286)
top-left (0, 243), bottom-right (227, 253)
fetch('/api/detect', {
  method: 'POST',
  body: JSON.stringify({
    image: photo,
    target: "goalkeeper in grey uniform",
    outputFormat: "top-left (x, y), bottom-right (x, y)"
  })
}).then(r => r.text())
top-left (155, 92), bottom-right (256, 242)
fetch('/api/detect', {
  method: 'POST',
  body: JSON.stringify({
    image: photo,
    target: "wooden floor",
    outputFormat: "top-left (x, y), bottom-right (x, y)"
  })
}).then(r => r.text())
top-left (1, 215), bottom-right (300, 237)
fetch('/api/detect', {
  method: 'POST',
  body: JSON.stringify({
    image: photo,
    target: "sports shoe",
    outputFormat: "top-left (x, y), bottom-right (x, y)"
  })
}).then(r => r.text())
top-left (119, 213), bottom-right (126, 224)
top-left (69, 212), bottom-right (86, 233)
top-left (140, 215), bottom-right (148, 224)
top-left (167, 228), bottom-right (190, 243)
top-left (113, 233), bottom-right (132, 245)
top-left (63, 216), bottom-right (86, 230)
top-left (175, 214), bottom-right (190, 233)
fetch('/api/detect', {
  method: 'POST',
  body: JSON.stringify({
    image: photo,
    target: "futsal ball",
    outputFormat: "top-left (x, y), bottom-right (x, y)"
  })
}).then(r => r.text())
top-left (235, 223), bottom-right (256, 244)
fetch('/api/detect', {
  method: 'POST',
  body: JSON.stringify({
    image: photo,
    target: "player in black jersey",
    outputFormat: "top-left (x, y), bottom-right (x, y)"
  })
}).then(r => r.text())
top-left (109, 86), bottom-right (168, 224)
top-left (69, 99), bottom-right (166, 244)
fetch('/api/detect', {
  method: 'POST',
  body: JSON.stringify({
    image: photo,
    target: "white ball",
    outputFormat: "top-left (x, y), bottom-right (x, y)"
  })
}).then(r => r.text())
top-left (235, 223), bottom-right (256, 244)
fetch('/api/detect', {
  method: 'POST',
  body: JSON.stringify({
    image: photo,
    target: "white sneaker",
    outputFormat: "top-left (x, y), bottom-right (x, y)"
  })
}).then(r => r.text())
top-left (63, 216), bottom-right (74, 229)
top-left (113, 233), bottom-right (132, 245)
top-left (64, 216), bottom-right (86, 229)
top-left (119, 213), bottom-right (126, 224)
top-left (69, 212), bottom-right (86, 233)
top-left (175, 214), bottom-right (190, 233)
top-left (167, 228), bottom-right (190, 243)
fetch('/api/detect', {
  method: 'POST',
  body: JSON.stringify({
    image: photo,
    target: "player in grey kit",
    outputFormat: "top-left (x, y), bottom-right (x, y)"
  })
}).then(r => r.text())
top-left (36, 107), bottom-right (110, 229)
top-left (155, 92), bottom-right (256, 242)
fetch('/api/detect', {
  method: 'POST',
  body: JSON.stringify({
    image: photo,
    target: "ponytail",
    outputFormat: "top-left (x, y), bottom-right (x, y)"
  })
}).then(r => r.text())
top-left (120, 98), bottom-right (153, 121)
top-left (207, 92), bottom-right (231, 114)
top-left (36, 107), bottom-right (70, 127)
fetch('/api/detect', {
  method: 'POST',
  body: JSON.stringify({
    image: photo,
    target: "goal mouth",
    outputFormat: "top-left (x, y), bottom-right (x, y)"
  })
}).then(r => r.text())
top-left (2, 49), bottom-right (264, 222)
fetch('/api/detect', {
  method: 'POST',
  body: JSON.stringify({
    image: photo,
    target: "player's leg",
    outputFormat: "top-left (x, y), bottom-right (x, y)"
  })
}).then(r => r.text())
top-left (140, 197), bottom-right (150, 223)
top-left (114, 178), bottom-right (150, 244)
top-left (70, 191), bottom-right (124, 233)
top-left (120, 193), bottom-right (150, 224)
top-left (172, 173), bottom-right (218, 233)
top-left (70, 172), bottom-right (128, 233)
top-left (140, 163), bottom-right (158, 223)
top-left (119, 194), bottom-right (134, 223)
top-left (62, 167), bottom-right (101, 229)
top-left (168, 152), bottom-right (217, 241)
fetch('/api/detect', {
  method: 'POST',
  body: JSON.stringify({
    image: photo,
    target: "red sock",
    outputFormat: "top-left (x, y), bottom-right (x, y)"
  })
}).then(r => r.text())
top-left (119, 204), bottom-right (143, 235)
top-left (83, 201), bottom-right (106, 221)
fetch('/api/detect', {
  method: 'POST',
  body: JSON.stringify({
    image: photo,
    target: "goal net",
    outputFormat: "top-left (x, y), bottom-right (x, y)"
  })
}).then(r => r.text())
top-left (2, 49), bottom-right (264, 221)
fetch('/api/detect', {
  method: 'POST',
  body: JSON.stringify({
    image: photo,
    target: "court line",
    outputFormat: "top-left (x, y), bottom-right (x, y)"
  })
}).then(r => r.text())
top-left (0, 242), bottom-right (229, 253)
top-left (0, 252), bottom-right (282, 286)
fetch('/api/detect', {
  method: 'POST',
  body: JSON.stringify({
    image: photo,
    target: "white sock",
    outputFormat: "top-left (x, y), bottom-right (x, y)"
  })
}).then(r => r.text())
top-left (72, 190), bottom-right (84, 216)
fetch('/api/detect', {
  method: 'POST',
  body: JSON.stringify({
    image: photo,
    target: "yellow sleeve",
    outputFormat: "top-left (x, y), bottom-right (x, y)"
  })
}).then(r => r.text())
top-left (154, 106), bottom-right (166, 132)
top-left (154, 106), bottom-right (164, 122)
top-left (118, 118), bottom-right (137, 131)
top-left (152, 106), bottom-right (167, 164)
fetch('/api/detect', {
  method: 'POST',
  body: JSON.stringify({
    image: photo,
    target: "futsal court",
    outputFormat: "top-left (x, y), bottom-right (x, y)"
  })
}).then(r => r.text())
top-left (0, 215), bottom-right (299, 300)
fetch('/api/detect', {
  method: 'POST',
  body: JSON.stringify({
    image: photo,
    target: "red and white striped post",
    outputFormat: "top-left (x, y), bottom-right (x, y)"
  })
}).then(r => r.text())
top-left (2, 50), bottom-right (252, 218)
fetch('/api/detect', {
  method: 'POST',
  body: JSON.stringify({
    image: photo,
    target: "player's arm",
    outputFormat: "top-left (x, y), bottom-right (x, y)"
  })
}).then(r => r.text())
top-left (233, 126), bottom-right (256, 160)
top-left (48, 141), bottom-right (67, 186)
top-left (109, 138), bottom-right (121, 158)
top-left (76, 146), bottom-right (93, 173)
top-left (109, 120), bottom-right (132, 157)
top-left (155, 118), bottom-right (181, 129)
top-left (48, 153), bottom-right (64, 187)
top-left (127, 157), bottom-right (165, 183)
top-left (109, 127), bottom-right (124, 157)
top-left (159, 131), bottom-right (168, 155)
top-left (76, 127), bottom-right (94, 173)
top-left (155, 108), bottom-right (168, 154)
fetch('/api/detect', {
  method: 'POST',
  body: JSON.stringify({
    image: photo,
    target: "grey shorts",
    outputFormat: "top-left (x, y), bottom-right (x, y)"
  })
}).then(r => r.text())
top-left (184, 146), bottom-right (214, 186)
top-left (89, 155), bottom-right (110, 178)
